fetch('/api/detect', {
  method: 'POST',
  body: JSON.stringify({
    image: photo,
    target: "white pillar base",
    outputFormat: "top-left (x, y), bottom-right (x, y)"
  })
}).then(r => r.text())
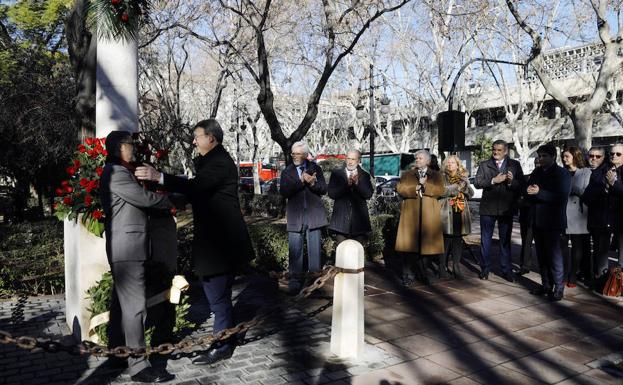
top-left (330, 240), bottom-right (365, 359)
top-left (64, 218), bottom-right (109, 341)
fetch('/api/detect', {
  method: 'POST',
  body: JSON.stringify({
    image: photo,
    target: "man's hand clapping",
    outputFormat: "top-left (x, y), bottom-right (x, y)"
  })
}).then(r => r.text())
top-left (492, 173), bottom-right (507, 184)
top-left (606, 168), bottom-right (618, 186)
top-left (302, 172), bottom-right (317, 186)
top-left (526, 184), bottom-right (539, 195)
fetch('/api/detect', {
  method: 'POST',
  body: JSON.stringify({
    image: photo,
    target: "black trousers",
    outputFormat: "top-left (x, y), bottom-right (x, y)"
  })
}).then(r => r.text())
top-left (591, 230), bottom-right (612, 277)
top-left (534, 229), bottom-right (564, 291)
top-left (561, 234), bottom-right (591, 284)
top-left (519, 221), bottom-right (534, 270)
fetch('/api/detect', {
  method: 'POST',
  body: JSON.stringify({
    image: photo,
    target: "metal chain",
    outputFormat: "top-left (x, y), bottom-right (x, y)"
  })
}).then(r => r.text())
top-left (0, 265), bottom-right (340, 358)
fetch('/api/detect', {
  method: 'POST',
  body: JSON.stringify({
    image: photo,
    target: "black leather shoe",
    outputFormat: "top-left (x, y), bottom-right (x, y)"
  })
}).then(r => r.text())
top-left (530, 286), bottom-right (552, 296)
top-left (478, 271), bottom-right (489, 280)
top-left (193, 346), bottom-right (234, 366)
top-left (549, 290), bottom-right (564, 302)
top-left (516, 267), bottom-right (530, 276)
top-left (130, 367), bottom-right (175, 383)
top-left (502, 272), bottom-right (515, 283)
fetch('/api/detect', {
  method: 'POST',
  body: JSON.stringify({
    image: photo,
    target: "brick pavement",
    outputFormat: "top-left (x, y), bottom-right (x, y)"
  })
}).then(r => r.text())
top-left (2, 206), bottom-right (623, 384)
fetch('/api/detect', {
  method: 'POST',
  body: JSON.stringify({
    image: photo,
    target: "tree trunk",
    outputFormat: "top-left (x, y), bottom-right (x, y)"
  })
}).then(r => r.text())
top-left (571, 105), bottom-right (593, 152)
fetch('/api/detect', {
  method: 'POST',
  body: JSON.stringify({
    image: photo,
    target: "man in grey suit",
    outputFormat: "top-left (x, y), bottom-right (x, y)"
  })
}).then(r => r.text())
top-left (99, 131), bottom-right (175, 383)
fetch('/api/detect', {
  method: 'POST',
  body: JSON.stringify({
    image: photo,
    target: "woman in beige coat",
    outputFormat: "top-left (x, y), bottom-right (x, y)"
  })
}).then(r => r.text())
top-left (395, 150), bottom-right (445, 285)
top-left (439, 155), bottom-right (473, 279)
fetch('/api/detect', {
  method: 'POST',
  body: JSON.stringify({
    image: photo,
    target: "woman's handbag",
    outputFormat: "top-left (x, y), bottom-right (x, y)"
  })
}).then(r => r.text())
top-left (602, 266), bottom-right (623, 297)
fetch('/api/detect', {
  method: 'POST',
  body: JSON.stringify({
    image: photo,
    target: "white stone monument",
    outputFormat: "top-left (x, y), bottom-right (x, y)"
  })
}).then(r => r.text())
top-left (64, 34), bottom-right (138, 341)
top-left (330, 240), bottom-right (365, 359)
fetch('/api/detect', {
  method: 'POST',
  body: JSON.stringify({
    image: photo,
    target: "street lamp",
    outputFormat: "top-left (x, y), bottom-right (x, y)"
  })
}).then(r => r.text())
top-left (356, 63), bottom-right (390, 177)
top-left (229, 102), bottom-right (247, 177)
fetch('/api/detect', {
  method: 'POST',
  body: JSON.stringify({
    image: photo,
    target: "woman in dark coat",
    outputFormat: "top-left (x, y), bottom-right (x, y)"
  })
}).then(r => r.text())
top-left (439, 155), bottom-right (473, 279)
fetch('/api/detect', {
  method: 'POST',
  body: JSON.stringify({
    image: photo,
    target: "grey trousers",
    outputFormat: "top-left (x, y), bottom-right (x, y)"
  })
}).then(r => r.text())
top-left (108, 261), bottom-right (150, 375)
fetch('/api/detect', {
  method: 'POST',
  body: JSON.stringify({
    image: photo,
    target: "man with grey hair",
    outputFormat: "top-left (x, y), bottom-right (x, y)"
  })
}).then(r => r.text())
top-left (328, 149), bottom-right (374, 245)
top-left (583, 144), bottom-right (623, 281)
top-left (280, 141), bottom-right (328, 294)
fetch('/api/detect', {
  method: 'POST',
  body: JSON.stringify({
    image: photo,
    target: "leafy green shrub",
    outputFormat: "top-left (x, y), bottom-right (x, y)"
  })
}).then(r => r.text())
top-left (247, 222), bottom-right (289, 271)
top-left (0, 218), bottom-right (64, 296)
top-left (86, 271), bottom-right (195, 346)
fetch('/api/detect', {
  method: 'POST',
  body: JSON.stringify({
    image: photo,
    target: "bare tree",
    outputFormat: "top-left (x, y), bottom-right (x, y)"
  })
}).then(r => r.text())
top-left (505, 0), bottom-right (623, 151)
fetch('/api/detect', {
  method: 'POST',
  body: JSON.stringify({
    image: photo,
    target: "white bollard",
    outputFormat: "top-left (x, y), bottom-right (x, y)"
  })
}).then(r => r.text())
top-left (330, 240), bottom-right (365, 359)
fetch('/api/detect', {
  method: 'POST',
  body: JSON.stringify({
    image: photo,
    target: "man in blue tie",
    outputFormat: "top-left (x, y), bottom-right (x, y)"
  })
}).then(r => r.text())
top-left (474, 139), bottom-right (525, 282)
top-left (279, 141), bottom-right (328, 294)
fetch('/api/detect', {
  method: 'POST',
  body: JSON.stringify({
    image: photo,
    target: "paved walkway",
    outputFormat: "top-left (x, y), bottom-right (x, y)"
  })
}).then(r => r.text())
top-left (2, 211), bottom-right (623, 384)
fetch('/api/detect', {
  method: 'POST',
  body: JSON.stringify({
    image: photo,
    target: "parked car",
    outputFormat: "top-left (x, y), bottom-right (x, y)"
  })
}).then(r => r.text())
top-left (239, 177), bottom-right (266, 194)
top-left (468, 177), bottom-right (483, 200)
top-left (261, 178), bottom-right (281, 195)
top-left (375, 175), bottom-right (399, 188)
top-left (375, 177), bottom-right (401, 197)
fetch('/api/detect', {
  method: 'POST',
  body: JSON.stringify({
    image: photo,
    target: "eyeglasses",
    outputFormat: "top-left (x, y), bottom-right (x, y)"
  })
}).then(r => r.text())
top-left (291, 152), bottom-right (304, 156)
top-left (610, 152), bottom-right (623, 157)
top-left (588, 154), bottom-right (603, 159)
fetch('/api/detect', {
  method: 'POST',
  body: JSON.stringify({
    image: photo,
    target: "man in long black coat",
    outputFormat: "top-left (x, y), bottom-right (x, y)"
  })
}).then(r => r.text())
top-left (136, 119), bottom-right (254, 365)
top-left (280, 141), bottom-right (328, 294)
top-left (525, 143), bottom-right (571, 301)
top-left (327, 150), bottom-right (374, 245)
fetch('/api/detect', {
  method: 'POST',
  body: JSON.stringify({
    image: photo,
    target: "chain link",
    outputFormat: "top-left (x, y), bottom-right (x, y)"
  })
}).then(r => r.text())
top-left (0, 265), bottom-right (341, 358)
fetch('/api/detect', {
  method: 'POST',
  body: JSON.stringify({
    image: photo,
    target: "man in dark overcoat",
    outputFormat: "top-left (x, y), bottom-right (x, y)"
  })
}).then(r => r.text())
top-left (582, 146), bottom-right (619, 280)
top-left (327, 149), bottom-right (374, 245)
top-left (280, 141), bottom-right (328, 294)
top-left (525, 143), bottom-right (571, 301)
top-left (135, 119), bottom-right (255, 365)
top-left (474, 139), bottom-right (525, 282)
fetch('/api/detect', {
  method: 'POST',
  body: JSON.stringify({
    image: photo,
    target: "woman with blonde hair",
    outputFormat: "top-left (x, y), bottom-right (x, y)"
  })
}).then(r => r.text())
top-left (439, 155), bottom-right (474, 279)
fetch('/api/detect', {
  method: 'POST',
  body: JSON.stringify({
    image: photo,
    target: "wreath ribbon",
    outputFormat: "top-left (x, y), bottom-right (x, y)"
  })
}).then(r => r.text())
top-left (87, 275), bottom-right (189, 343)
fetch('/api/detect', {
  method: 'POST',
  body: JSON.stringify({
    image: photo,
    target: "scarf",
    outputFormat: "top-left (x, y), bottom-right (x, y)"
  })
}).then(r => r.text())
top-left (448, 173), bottom-right (466, 213)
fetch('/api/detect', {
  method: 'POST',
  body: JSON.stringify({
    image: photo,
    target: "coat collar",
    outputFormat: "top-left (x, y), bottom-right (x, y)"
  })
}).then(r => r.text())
top-left (193, 143), bottom-right (225, 169)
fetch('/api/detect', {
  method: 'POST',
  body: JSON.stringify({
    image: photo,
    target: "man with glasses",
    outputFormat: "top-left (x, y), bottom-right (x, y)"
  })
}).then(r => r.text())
top-left (607, 144), bottom-right (623, 267)
top-left (280, 141), bottom-right (328, 294)
top-left (474, 139), bottom-right (525, 282)
top-left (583, 146), bottom-right (616, 284)
top-left (135, 119), bottom-right (255, 366)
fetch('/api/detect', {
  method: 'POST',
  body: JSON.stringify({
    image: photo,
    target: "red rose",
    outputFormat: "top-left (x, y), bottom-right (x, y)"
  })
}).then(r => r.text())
top-left (55, 188), bottom-right (64, 196)
top-left (73, 159), bottom-right (81, 168)
top-left (102, 149), bottom-right (108, 156)
top-left (92, 210), bottom-right (103, 220)
top-left (84, 195), bottom-right (93, 206)
top-left (100, 137), bottom-right (106, 144)
top-left (111, 0), bottom-right (121, 5)
top-left (156, 149), bottom-right (168, 159)
top-left (87, 149), bottom-right (97, 158)
top-left (61, 180), bottom-right (69, 187)
top-left (120, 13), bottom-right (129, 22)
top-left (53, 202), bottom-right (58, 210)
top-left (79, 178), bottom-right (89, 187)
top-left (78, 144), bottom-right (86, 153)
top-left (66, 167), bottom-right (76, 175)
top-left (65, 185), bottom-right (74, 193)
top-left (96, 167), bottom-right (104, 177)
top-left (63, 196), bottom-right (73, 205)
top-left (85, 138), bottom-right (94, 146)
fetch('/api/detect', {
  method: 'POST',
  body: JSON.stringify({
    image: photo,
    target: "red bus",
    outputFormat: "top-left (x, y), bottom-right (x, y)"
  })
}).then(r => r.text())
top-left (239, 162), bottom-right (279, 181)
